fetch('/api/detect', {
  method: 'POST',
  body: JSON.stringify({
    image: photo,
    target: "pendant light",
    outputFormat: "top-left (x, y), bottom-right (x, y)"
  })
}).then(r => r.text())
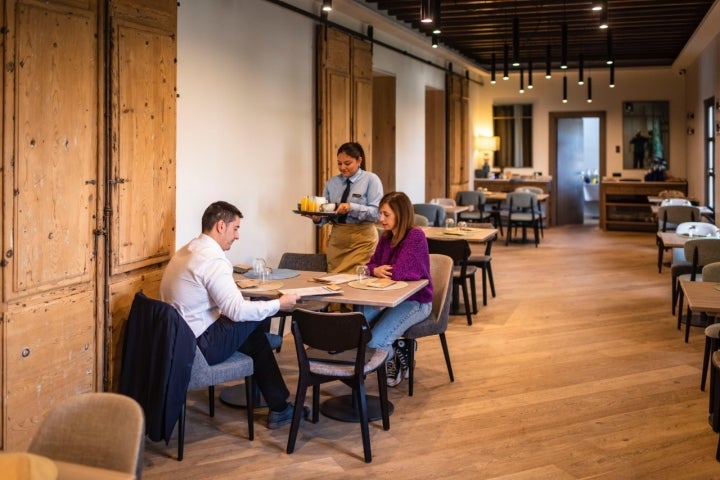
top-left (322, 0), bottom-right (332, 12)
top-left (562, 75), bottom-right (568, 103)
top-left (560, 23), bottom-right (568, 69)
top-left (587, 77), bottom-right (593, 103)
top-left (545, 44), bottom-right (552, 78)
top-left (527, 59), bottom-right (534, 89)
top-left (503, 43), bottom-right (509, 80)
top-left (431, 33), bottom-right (439, 48)
top-left (512, 17), bottom-right (520, 67)
top-left (420, 0), bottom-right (433, 23)
top-left (432, 0), bottom-right (442, 34)
top-left (491, 53), bottom-right (497, 84)
top-left (578, 54), bottom-right (584, 85)
top-left (609, 63), bottom-right (615, 88)
top-left (606, 29), bottom-right (614, 65)
top-left (519, 67), bottom-right (524, 93)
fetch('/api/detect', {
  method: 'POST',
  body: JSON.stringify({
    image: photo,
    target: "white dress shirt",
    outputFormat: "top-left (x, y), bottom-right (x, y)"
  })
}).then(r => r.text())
top-left (160, 234), bottom-right (280, 337)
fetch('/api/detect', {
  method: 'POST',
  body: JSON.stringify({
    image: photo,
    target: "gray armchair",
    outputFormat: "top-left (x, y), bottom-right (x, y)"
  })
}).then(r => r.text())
top-left (413, 203), bottom-right (446, 227)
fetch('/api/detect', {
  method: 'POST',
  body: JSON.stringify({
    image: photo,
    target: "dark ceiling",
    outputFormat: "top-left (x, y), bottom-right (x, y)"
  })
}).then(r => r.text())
top-left (358, 0), bottom-right (715, 71)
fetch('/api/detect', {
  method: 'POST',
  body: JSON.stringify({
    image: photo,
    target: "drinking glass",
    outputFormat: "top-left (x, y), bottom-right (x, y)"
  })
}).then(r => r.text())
top-left (457, 221), bottom-right (468, 229)
top-left (260, 266), bottom-right (272, 284)
top-left (355, 265), bottom-right (369, 282)
top-left (252, 257), bottom-right (266, 277)
top-left (444, 218), bottom-right (455, 230)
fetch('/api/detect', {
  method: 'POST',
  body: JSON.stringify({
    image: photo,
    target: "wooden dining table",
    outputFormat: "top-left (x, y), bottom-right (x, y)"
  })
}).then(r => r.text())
top-left (679, 280), bottom-right (720, 342)
top-left (421, 226), bottom-right (497, 243)
top-left (222, 269), bottom-right (429, 421)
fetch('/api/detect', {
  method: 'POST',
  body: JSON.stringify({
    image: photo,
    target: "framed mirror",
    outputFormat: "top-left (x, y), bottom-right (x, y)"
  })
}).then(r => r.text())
top-left (493, 104), bottom-right (533, 169)
top-left (623, 101), bottom-right (669, 170)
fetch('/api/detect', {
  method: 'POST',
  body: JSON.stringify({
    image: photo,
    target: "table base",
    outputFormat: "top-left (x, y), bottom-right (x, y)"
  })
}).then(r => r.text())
top-left (320, 394), bottom-right (393, 423)
top-left (219, 383), bottom-right (267, 409)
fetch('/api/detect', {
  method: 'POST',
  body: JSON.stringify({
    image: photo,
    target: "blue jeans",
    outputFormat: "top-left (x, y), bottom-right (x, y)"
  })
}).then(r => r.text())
top-left (359, 301), bottom-right (431, 356)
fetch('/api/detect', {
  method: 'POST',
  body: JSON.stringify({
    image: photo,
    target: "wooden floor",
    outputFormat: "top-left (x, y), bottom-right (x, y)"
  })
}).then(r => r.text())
top-left (141, 224), bottom-right (720, 479)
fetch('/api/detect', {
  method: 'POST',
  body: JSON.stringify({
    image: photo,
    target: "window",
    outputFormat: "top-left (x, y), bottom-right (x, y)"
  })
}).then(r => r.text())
top-left (493, 104), bottom-right (533, 169)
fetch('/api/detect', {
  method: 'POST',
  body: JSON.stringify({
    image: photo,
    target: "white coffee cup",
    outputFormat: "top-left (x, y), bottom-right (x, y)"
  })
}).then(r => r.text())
top-left (321, 203), bottom-right (337, 213)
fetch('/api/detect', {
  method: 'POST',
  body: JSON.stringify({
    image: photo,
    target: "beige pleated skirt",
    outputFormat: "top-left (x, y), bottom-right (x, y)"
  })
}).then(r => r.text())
top-left (326, 223), bottom-right (379, 274)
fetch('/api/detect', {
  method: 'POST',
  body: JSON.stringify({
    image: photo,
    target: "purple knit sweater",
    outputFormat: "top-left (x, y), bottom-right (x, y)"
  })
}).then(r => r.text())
top-left (366, 227), bottom-right (433, 303)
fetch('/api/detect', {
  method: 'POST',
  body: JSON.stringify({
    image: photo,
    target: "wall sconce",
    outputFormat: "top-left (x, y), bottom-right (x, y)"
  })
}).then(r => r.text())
top-left (687, 127), bottom-right (695, 135)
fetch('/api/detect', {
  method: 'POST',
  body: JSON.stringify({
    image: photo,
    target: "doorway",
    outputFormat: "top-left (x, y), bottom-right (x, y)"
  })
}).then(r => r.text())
top-left (549, 112), bottom-right (606, 226)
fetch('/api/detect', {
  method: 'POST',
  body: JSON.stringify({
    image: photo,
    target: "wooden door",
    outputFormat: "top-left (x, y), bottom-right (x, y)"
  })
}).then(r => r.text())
top-left (425, 87), bottom-right (445, 201)
top-left (316, 25), bottom-right (372, 252)
top-left (446, 72), bottom-right (469, 200)
top-left (106, 0), bottom-right (176, 390)
top-left (1, 0), bottom-right (100, 450)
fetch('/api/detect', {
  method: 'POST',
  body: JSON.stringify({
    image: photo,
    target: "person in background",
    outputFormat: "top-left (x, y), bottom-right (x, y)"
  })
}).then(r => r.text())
top-left (160, 201), bottom-right (306, 429)
top-left (630, 130), bottom-right (649, 169)
top-left (307, 142), bottom-right (383, 273)
top-left (359, 191), bottom-right (433, 387)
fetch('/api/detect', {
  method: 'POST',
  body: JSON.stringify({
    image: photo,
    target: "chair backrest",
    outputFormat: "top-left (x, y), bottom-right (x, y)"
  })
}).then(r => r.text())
top-left (684, 238), bottom-right (720, 280)
top-left (660, 198), bottom-right (692, 206)
top-left (278, 252), bottom-right (327, 272)
top-left (413, 203), bottom-right (446, 227)
top-left (291, 309), bottom-right (371, 375)
top-left (428, 253), bottom-right (453, 324)
top-left (431, 197), bottom-right (456, 207)
top-left (28, 392), bottom-right (145, 475)
top-left (676, 221), bottom-right (718, 237)
top-left (413, 213), bottom-right (429, 226)
top-left (507, 191), bottom-right (537, 213)
top-left (702, 262), bottom-right (720, 282)
top-left (456, 190), bottom-right (485, 209)
top-left (426, 238), bottom-right (471, 276)
top-left (658, 205), bottom-right (701, 231)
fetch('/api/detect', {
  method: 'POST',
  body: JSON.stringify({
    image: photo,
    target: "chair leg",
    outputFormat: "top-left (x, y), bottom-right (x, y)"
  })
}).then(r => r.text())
top-left (407, 341), bottom-right (415, 396)
top-left (685, 306), bottom-right (695, 343)
top-left (245, 376), bottom-right (254, 441)
top-left (481, 266), bottom-right (488, 306)
top-left (355, 380), bottom-right (372, 463)
top-left (376, 364), bottom-right (390, 430)
top-left (487, 262), bottom-right (496, 298)
top-left (286, 383), bottom-right (309, 454)
top-left (469, 274), bottom-right (478, 314)
top-left (206, 385), bottom-right (215, 417)
top-left (178, 399), bottom-right (186, 461)
top-left (657, 242), bottom-right (664, 273)
top-left (671, 275), bottom-right (677, 315)
top-left (462, 280), bottom-right (472, 325)
top-left (439, 333), bottom-right (454, 382)
top-left (703, 336), bottom-right (714, 391)
top-left (276, 315), bottom-right (287, 352)
top-left (677, 290), bottom-right (685, 330)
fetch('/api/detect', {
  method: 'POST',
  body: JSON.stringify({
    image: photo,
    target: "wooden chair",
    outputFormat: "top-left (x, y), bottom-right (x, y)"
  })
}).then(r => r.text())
top-left (709, 351), bottom-right (720, 460)
top-left (427, 237), bottom-right (477, 325)
top-left (287, 309), bottom-right (390, 463)
top-left (401, 253), bottom-right (455, 396)
top-left (514, 186), bottom-right (546, 237)
top-left (701, 262), bottom-right (720, 391)
top-left (669, 222), bottom-right (718, 311)
top-left (28, 392), bottom-right (144, 478)
top-left (657, 205), bottom-right (700, 233)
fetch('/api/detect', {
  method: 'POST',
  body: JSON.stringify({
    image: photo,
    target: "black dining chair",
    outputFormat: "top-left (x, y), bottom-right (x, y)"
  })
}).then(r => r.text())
top-left (426, 237), bottom-right (477, 325)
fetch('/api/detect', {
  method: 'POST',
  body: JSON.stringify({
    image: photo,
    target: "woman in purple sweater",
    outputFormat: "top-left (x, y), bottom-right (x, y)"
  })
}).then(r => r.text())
top-left (361, 191), bottom-right (433, 386)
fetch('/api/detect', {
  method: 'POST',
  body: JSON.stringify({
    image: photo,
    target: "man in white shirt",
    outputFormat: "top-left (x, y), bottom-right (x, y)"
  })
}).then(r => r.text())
top-left (160, 201), bottom-right (303, 429)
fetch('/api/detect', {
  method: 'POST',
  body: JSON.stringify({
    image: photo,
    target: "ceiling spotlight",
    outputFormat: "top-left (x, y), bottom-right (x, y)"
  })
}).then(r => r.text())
top-left (322, 0), bottom-right (332, 12)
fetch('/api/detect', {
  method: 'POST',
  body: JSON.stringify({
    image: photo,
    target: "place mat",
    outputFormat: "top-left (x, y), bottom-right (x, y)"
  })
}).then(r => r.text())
top-left (244, 268), bottom-right (300, 280)
top-left (442, 229), bottom-right (473, 236)
top-left (348, 279), bottom-right (408, 291)
top-left (236, 279), bottom-right (284, 292)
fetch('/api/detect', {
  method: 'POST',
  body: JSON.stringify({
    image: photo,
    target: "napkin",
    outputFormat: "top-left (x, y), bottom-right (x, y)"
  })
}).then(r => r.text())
top-left (366, 278), bottom-right (396, 288)
top-left (236, 279), bottom-right (260, 289)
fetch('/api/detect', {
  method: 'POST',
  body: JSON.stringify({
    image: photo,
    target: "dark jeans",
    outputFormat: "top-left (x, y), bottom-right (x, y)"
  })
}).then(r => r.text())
top-left (196, 316), bottom-right (289, 411)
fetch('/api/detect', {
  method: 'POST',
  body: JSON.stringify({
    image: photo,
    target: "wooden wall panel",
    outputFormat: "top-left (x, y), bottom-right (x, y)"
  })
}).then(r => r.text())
top-left (446, 73), bottom-right (469, 200)
top-left (5, 290), bottom-right (95, 450)
top-left (6, 5), bottom-right (98, 298)
top-left (110, 21), bottom-right (176, 274)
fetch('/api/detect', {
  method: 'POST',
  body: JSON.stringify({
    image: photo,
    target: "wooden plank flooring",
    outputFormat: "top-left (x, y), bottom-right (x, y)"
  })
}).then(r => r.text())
top-left (141, 224), bottom-right (720, 479)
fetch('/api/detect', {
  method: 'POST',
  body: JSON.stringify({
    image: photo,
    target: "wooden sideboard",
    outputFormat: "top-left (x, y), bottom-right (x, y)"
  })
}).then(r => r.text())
top-left (474, 177), bottom-right (553, 226)
top-left (599, 179), bottom-right (688, 231)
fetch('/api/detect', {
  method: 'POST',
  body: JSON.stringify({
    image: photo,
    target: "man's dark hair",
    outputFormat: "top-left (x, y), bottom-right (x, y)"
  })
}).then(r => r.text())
top-left (201, 201), bottom-right (243, 232)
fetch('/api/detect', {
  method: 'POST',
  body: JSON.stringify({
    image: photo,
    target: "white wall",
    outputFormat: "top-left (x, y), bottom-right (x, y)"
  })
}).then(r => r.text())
top-left (177, 0), bottom-right (719, 267)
